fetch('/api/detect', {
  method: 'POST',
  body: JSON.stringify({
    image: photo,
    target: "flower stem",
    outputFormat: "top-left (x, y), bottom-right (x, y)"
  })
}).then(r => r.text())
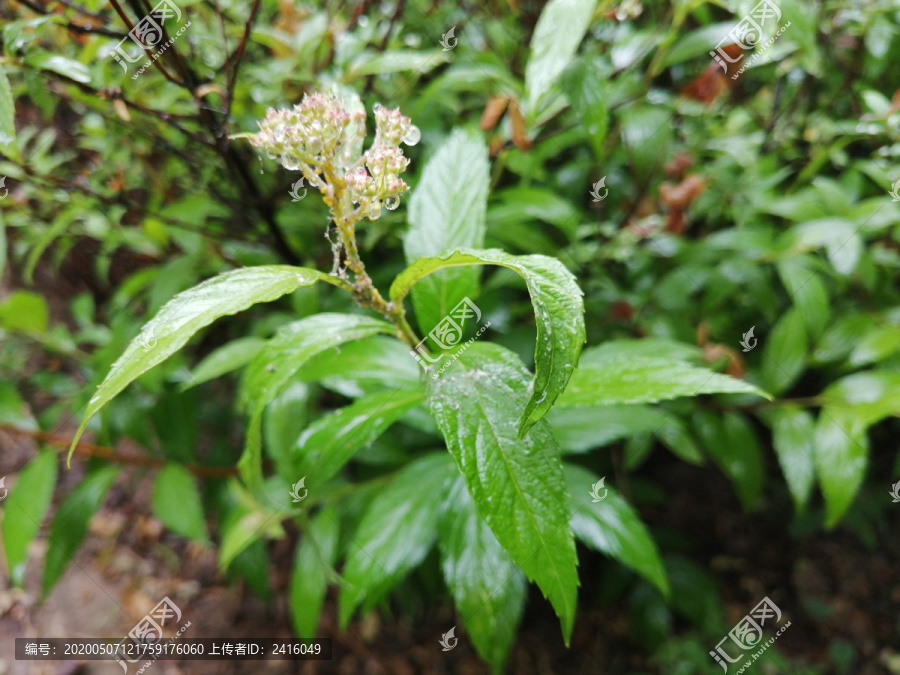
top-left (326, 169), bottom-right (420, 348)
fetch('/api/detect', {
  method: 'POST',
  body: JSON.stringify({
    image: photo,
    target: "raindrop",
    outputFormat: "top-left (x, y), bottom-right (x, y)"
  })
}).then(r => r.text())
top-left (307, 137), bottom-right (323, 155)
top-left (282, 154), bottom-right (302, 170)
top-left (402, 125), bottom-right (421, 146)
top-left (384, 196), bottom-right (400, 211)
top-left (373, 102), bottom-right (383, 113)
top-left (366, 200), bottom-right (382, 220)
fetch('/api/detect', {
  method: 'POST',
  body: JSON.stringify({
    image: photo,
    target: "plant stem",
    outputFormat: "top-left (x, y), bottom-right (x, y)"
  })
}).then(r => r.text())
top-left (324, 168), bottom-right (421, 349)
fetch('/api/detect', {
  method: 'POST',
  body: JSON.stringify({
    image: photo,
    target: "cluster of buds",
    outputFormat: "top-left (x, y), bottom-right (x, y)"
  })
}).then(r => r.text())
top-left (249, 93), bottom-right (420, 221)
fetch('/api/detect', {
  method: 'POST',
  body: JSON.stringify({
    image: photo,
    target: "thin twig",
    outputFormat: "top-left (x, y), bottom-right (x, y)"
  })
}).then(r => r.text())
top-left (14, 0), bottom-right (125, 37)
top-left (107, 0), bottom-right (186, 86)
top-left (225, 0), bottom-right (261, 117)
top-left (0, 426), bottom-right (239, 478)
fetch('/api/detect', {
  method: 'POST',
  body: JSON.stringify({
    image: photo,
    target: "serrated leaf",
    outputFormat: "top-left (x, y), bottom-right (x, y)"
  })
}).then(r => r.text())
top-left (439, 475), bottom-right (526, 674)
top-left (564, 464), bottom-right (669, 597)
top-left (182, 336), bottom-right (267, 390)
top-left (524, 0), bottom-right (599, 113)
top-left (761, 307), bottom-right (808, 395)
top-left (69, 266), bottom-right (350, 462)
top-left (426, 343), bottom-right (579, 643)
top-left (43, 466), bottom-right (118, 595)
top-left (0, 64), bottom-right (20, 162)
top-left (339, 453), bottom-right (455, 625)
top-left (769, 407), bottom-right (815, 512)
top-left (391, 248), bottom-right (585, 435)
top-left (239, 313), bottom-right (395, 492)
top-left (814, 408), bottom-right (868, 528)
top-left (295, 388), bottom-right (425, 485)
top-left (557, 343), bottom-right (769, 408)
top-left (404, 129), bottom-right (489, 336)
top-left (2, 452), bottom-right (57, 586)
top-left (152, 464), bottom-right (209, 543)
top-left (694, 411), bottom-right (764, 511)
top-left (291, 506), bottom-right (340, 638)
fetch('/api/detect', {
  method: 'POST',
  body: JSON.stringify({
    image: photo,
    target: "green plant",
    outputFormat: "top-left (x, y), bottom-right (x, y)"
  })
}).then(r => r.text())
top-left (50, 87), bottom-right (771, 670)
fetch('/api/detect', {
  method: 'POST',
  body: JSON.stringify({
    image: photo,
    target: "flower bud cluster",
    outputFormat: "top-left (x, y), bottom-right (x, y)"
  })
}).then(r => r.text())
top-left (249, 93), bottom-right (420, 220)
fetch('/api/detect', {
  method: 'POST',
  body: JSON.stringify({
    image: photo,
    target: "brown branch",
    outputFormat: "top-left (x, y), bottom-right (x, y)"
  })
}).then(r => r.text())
top-left (1, 426), bottom-right (239, 478)
top-left (107, 0), bottom-right (186, 86)
top-left (48, 72), bottom-right (216, 148)
top-left (14, 0), bottom-right (125, 37)
top-left (225, 0), bottom-right (260, 117)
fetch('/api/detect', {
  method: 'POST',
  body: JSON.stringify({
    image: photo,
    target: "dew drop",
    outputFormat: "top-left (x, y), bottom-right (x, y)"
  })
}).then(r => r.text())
top-left (384, 196), bottom-right (400, 211)
top-left (402, 125), bottom-right (421, 146)
top-left (373, 102), bottom-right (383, 113)
top-left (307, 137), bottom-right (323, 154)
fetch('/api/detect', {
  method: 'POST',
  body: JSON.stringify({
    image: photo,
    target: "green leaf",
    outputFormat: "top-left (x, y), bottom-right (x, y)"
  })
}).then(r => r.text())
top-left (769, 407), bottom-right (816, 513)
top-left (0, 291), bottom-right (49, 333)
top-left (182, 336), bottom-right (267, 390)
top-left (218, 486), bottom-right (285, 570)
top-left (404, 129), bottom-right (489, 336)
top-left (439, 475), bottom-right (526, 674)
top-left (524, 0), bottom-right (599, 113)
top-left (653, 416), bottom-right (705, 466)
top-left (68, 266), bottom-right (350, 462)
top-left (295, 388), bottom-right (426, 485)
top-left (427, 343), bottom-right (579, 643)
top-left (819, 370), bottom-right (900, 425)
top-left (43, 466), bottom-right (118, 595)
top-left (0, 64), bottom-right (20, 162)
top-left (239, 313), bottom-right (395, 492)
top-left (298, 336), bottom-right (420, 397)
top-left (694, 412), bottom-right (764, 511)
top-left (556, 342), bottom-right (769, 408)
top-left (811, 313), bottom-right (875, 364)
top-left (152, 464), bottom-right (209, 543)
top-left (391, 248), bottom-right (586, 435)
top-left (488, 187), bottom-right (580, 241)
top-left (24, 52), bottom-right (92, 84)
top-left (777, 256), bottom-right (830, 340)
top-left (814, 408), bottom-right (868, 528)
top-left (566, 57), bottom-right (609, 161)
top-left (847, 325), bottom-right (900, 367)
top-left (339, 453), bottom-right (455, 625)
top-left (291, 506), bottom-right (340, 638)
top-left (564, 464), bottom-right (669, 596)
top-left (547, 405), bottom-right (669, 453)
top-left (350, 50), bottom-right (449, 76)
top-left (2, 452), bottom-right (57, 586)
top-left (761, 307), bottom-right (808, 395)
